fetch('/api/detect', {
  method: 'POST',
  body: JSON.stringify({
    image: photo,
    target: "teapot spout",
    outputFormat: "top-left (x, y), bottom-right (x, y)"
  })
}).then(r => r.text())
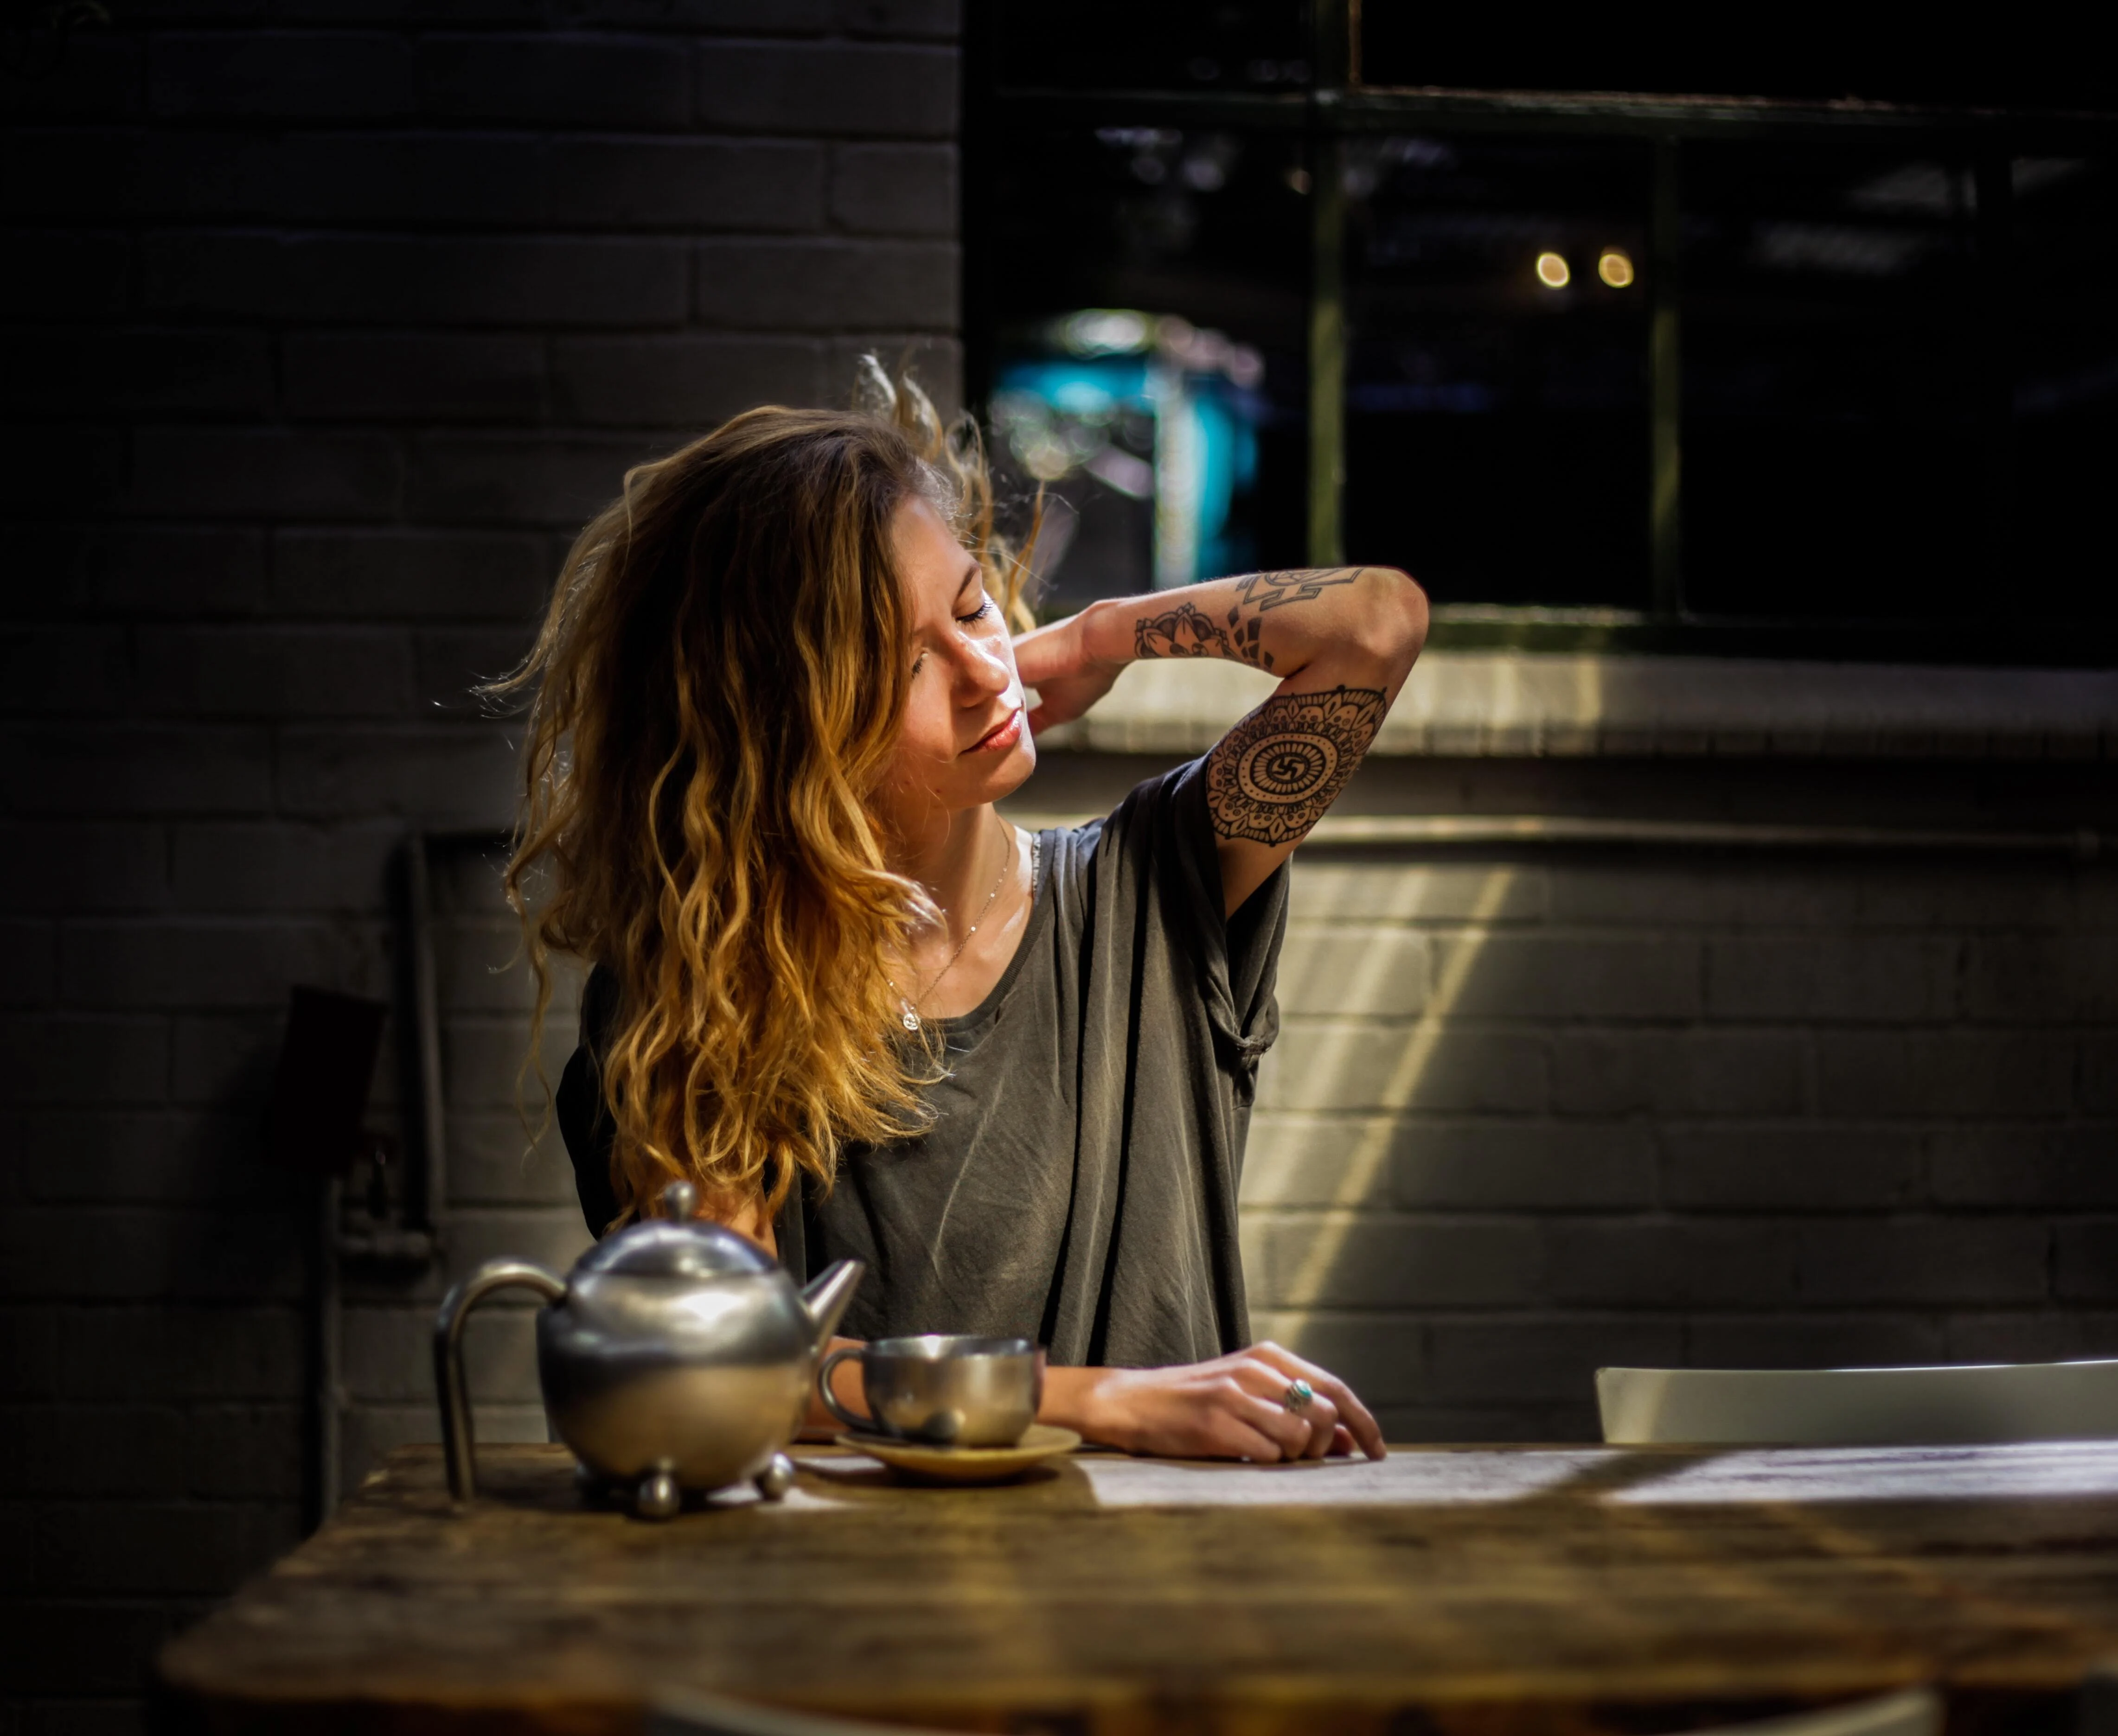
top-left (799, 1258), bottom-right (865, 1352)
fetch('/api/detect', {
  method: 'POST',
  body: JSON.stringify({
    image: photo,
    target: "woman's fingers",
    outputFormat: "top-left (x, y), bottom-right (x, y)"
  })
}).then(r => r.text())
top-left (1249, 1342), bottom-right (1388, 1461)
top-left (1230, 1358), bottom-right (1340, 1459)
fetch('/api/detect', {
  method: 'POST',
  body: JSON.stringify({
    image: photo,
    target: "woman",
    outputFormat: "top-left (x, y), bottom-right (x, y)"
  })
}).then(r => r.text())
top-left (502, 367), bottom-right (1427, 1464)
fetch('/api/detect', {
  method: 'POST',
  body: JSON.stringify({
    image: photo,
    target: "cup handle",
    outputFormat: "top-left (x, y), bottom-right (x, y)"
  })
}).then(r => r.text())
top-left (815, 1343), bottom-right (867, 1433)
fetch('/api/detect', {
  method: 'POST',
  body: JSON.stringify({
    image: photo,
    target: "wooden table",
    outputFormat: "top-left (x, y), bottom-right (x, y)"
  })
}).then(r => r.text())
top-left (156, 1440), bottom-right (2118, 1736)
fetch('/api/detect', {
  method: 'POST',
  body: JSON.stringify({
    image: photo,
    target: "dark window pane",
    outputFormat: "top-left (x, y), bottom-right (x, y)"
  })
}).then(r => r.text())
top-left (2013, 153), bottom-right (2118, 615)
top-left (999, 0), bottom-right (1310, 94)
top-left (1343, 135), bottom-right (1652, 607)
top-left (1359, 17), bottom-right (2118, 111)
top-left (1682, 142), bottom-right (1987, 619)
top-left (983, 128), bottom-right (1310, 612)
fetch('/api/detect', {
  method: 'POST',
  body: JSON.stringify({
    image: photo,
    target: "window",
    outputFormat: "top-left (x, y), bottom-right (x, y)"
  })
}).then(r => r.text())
top-left (966, 3), bottom-right (2118, 661)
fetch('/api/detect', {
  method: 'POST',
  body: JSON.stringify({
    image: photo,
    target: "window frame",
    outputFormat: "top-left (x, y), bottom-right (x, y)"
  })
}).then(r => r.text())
top-left (963, 0), bottom-right (2118, 664)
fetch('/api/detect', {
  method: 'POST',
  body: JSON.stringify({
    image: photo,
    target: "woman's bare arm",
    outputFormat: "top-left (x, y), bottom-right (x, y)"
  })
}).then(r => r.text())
top-left (1014, 567), bottom-right (1428, 915)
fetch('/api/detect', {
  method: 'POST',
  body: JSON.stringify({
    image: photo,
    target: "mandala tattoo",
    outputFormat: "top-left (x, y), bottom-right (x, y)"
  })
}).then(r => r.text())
top-left (1134, 600), bottom-right (1236, 661)
top-left (1206, 684), bottom-right (1388, 847)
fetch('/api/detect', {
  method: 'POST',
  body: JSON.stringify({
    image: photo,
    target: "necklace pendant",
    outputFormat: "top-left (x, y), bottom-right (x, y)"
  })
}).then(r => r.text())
top-left (899, 1001), bottom-right (922, 1033)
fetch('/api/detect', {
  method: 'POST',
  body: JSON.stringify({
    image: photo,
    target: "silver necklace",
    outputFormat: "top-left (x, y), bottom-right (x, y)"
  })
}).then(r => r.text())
top-left (887, 818), bottom-right (1024, 1034)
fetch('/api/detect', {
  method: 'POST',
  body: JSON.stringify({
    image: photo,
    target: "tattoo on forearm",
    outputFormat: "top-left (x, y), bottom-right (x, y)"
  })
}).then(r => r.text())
top-left (1133, 568), bottom-right (1369, 676)
top-left (1206, 684), bottom-right (1388, 847)
top-left (1134, 600), bottom-right (1236, 661)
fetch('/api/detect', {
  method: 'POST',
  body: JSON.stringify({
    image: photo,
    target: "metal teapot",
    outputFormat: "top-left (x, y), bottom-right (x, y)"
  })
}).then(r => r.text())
top-left (434, 1179), bottom-right (864, 1519)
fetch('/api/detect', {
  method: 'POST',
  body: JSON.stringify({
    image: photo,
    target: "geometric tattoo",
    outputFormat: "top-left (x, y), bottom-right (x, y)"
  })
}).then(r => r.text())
top-left (1132, 569), bottom-right (1367, 675)
top-left (1205, 684), bottom-right (1389, 847)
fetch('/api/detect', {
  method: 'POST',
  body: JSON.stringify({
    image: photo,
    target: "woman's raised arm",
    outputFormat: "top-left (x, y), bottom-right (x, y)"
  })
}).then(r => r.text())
top-left (1014, 567), bottom-right (1429, 915)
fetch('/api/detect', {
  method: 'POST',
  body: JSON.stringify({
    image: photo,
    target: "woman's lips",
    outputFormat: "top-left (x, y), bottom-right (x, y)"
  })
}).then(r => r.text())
top-left (965, 708), bottom-right (1024, 755)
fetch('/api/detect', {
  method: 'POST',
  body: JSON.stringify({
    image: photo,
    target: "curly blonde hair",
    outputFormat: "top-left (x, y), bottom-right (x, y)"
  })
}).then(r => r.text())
top-left (490, 364), bottom-right (1037, 1229)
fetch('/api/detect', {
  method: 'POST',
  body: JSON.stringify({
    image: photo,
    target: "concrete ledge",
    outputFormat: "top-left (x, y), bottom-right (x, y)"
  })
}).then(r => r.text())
top-left (1029, 654), bottom-right (2118, 760)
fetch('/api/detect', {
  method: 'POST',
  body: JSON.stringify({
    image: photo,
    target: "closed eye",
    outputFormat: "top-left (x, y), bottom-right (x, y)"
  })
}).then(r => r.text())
top-left (958, 598), bottom-right (995, 625)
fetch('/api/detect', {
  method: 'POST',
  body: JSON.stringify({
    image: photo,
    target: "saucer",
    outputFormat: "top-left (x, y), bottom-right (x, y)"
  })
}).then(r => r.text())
top-left (835, 1423), bottom-right (1082, 1484)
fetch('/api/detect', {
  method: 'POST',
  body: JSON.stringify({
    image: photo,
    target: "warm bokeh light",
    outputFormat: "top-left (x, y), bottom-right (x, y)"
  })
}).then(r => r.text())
top-left (1598, 248), bottom-right (1636, 287)
top-left (1535, 251), bottom-right (1570, 288)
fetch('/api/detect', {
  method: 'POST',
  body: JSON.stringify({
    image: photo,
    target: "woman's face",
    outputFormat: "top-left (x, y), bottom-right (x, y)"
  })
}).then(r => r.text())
top-left (876, 495), bottom-right (1035, 829)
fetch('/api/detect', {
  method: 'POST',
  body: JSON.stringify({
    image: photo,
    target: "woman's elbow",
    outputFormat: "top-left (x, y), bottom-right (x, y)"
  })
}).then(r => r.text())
top-left (1351, 566), bottom-right (1428, 676)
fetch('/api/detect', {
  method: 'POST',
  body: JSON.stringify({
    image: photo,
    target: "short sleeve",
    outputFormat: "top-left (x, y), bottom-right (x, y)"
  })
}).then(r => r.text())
top-left (1106, 752), bottom-right (1289, 1072)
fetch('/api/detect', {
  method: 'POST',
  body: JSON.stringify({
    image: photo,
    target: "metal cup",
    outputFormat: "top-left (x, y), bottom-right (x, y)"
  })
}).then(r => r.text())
top-left (817, 1334), bottom-right (1044, 1447)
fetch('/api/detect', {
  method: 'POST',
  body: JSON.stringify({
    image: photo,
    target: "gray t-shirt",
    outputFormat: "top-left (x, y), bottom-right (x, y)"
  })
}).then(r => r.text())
top-left (557, 753), bottom-right (1289, 1369)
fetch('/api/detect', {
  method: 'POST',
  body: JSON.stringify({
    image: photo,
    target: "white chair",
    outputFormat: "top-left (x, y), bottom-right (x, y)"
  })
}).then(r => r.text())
top-left (1599, 1359), bottom-right (2118, 1446)
top-left (649, 1688), bottom-right (1943, 1736)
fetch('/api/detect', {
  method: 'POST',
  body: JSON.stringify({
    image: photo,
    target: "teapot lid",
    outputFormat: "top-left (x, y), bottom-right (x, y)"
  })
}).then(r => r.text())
top-left (572, 1180), bottom-right (778, 1281)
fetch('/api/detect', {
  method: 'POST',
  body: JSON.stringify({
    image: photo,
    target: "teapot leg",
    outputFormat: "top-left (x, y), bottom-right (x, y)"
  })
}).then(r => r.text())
top-left (754, 1453), bottom-right (795, 1502)
top-left (634, 1469), bottom-right (681, 1521)
top-left (573, 1461), bottom-right (616, 1508)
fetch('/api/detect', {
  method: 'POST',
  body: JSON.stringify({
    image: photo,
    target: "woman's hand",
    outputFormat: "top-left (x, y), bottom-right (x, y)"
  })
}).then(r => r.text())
top-left (1043, 1342), bottom-right (1387, 1462)
top-left (1011, 604), bottom-right (1127, 734)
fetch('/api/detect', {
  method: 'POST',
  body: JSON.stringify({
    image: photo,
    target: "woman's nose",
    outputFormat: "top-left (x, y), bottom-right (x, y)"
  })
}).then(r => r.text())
top-left (955, 631), bottom-right (1014, 699)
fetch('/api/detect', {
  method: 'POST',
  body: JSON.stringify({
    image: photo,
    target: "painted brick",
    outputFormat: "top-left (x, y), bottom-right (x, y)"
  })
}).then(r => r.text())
top-left (148, 32), bottom-right (420, 118)
top-left (448, 1114), bottom-right (579, 1207)
top-left (550, 334), bottom-right (826, 427)
top-left (1244, 1213), bottom-right (1542, 1309)
top-left (60, 918), bottom-right (379, 1009)
top-left (838, 0), bottom-right (957, 34)
top-left (1551, 1031), bottom-right (1806, 1118)
top-left (1814, 1032), bottom-right (2077, 1117)
top-left (9, 1109), bottom-right (295, 1205)
top-left (405, 433), bottom-right (655, 528)
top-left (0, 1017), bottom-right (166, 1106)
top-left (34, 1502), bottom-right (301, 1595)
top-left (0, 424), bottom-right (125, 514)
top-left (2056, 1221), bottom-right (2118, 1300)
top-left (433, 917), bottom-right (537, 1014)
top-left (1286, 861), bottom-right (1549, 924)
top-left (53, 1307), bottom-right (303, 1401)
top-left (2088, 1036), bottom-right (2118, 1115)
top-left (1276, 927), bottom-right (1429, 1019)
top-left (283, 333), bottom-right (546, 422)
top-left (143, 232), bottom-right (688, 326)
top-left (440, 1207), bottom-right (594, 1289)
top-left (135, 625), bottom-right (414, 718)
top-left (186, 1404), bottom-right (305, 1500)
top-left (169, 1010), bottom-right (283, 1106)
top-left (6, 327), bottom-right (275, 417)
top-left (1427, 1318), bottom-right (1684, 1404)
top-left (94, 527), bottom-right (267, 617)
top-left (1686, 1314), bottom-right (1948, 1369)
top-left (0, 232), bottom-right (130, 317)
top-left (0, 1405), bottom-right (188, 1496)
top-left (0, 34), bottom-right (145, 121)
top-left (1705, 936), bottom-right (1959, 1024)
top-left (1244, 1116), bottom-right (1653, 1210)
top-left (170, 819), bottom-right (398, 913)
top-left (1661, 1127), bottom-right (1925, 1212)
top-left (1542, 1220), bottom-right (1800, 1308)
top-left (831, 142), bottom-right (955, 234)
top-left (1433, 934), bottom-right (1702, 1022)
top-left (694, 238), bottom-right (958, 330)
top-left (345, 1302), bottom-right (540, 1404)
top-left (1547, 862), bottom-right (1859, 929)
top-left (272, 530), bottom-right (549, 622)
top-left (1, 725), bottom-right (271, 817)
top-left (1856, 863), bottom-right (2078, 930)
top-left (0, 628), bottom-right (128, 717)
top-left (442, 1016), bottom-right (578, 1109)
top-left (1943, 1311), bottom-right (2118, 1363)
top-left (1258, 1025), bottom-right (1547, 1114)
top-left (1929, 1126), bottom-right (2118, 1206)
top-left (417, 35), bottom-right (691, 127)
top-left (546, 137), bottom-right (825, 229)
top-left (0, 127), bottom-right (141, 219)
top-left (0, 1207), bottom-right (308, 1303)
top-left (695, 42), bottom-right (956, 136)
top-left (275, 723), bottom-right (518, 823)
top-left (129, 427), bottom-right (401, 521)
top-left (1796, 1220), bottom-right (2051, 1306)
top-left (0, 1308), bottom-right (59, 1398)
top-left (1963, 934), bottom-right (2118, 1024)
top-left (0, 923), bottom-right (58, 1007)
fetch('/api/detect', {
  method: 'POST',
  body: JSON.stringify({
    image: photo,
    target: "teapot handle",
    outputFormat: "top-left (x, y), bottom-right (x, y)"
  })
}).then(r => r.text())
top-left (433, 1259), bottom-right (567, 1506)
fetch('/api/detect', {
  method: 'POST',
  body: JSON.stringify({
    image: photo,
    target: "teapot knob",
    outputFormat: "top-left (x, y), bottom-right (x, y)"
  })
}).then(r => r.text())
top-left (660, 1178), bottom-right (698, 1222)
